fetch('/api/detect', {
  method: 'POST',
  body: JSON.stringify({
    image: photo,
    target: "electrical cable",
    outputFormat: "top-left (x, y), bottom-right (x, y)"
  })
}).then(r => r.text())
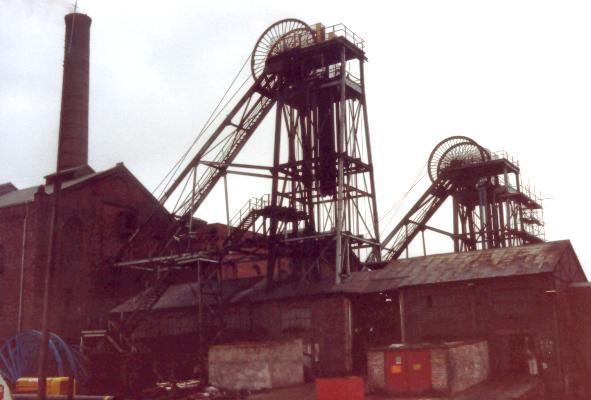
top-left (378, 163), bottom-right (427, 239)
top-left (152, 53), bottom-right (252, 199)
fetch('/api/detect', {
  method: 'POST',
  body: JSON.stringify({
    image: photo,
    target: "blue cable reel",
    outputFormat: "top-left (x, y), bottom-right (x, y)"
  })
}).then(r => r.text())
top-left (0, 330), bottom-right (87, 385)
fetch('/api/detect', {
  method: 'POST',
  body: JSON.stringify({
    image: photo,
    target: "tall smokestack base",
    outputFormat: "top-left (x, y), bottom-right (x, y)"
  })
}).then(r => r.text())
top-left (57, 13), bottom-right (91, 172)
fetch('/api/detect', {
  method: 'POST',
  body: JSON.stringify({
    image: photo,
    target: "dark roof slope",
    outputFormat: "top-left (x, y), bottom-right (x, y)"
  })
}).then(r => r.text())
top-left (0, 163), bottom-right (161, 210)
top-left (0, 165), bottom-right (104, 209)
top-left (338, 240), bottom-right (572, 294)
top-left (112, 241), bottom-right (581, 312)
top-left (111, 276), bottom-right (264, 313)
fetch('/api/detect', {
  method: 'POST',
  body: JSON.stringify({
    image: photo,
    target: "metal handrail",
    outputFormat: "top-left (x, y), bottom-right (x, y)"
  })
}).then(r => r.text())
top-left (490, 150), bottom-right (520, 167)
top-left (324, 23), bottom-right (365, 49)
top-left (229, 194), bottom-right (271, 227)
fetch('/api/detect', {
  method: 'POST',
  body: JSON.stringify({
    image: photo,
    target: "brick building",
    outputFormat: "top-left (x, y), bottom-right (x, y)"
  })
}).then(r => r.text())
top-left (0, 163), bottom-right (171, 342)
top-left (117, 240), bottom-right (589, 395)
top-left (0, 12), bottom-right (172, 344)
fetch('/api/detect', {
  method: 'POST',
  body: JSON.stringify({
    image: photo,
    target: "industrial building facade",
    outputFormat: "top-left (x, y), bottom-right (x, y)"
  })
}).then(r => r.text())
top-left (113, 240), bottom-right (588, 395)
top-left (0, 164), bottom-right (172, 342)
top-left (1, 10), bottom-right (591, 400)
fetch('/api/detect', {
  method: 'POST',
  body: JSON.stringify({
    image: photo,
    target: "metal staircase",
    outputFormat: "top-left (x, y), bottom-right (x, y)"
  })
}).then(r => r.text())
top-left (105, 270), bottom-right (174, 353)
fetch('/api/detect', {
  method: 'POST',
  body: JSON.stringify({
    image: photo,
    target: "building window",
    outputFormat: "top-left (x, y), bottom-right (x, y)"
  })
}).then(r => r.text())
top-left (117, 211), bottom-right (138, 239)
top-left (281, 307), bottom-right (311, 333)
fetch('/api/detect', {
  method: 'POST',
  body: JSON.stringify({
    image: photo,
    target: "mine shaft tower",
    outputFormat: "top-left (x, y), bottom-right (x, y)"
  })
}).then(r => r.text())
top-left (113, 19), bottom-right (381, 345)
top-left (378, 136), bottom-right (545, 262)
top-left (250, 20), bottom-right (381, 284)
top-left (130, 19), bottom-right (382, 286)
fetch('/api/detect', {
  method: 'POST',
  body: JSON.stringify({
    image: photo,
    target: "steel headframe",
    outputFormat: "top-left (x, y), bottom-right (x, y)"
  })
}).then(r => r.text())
top-left (379, 136), bottom-right (545, 262)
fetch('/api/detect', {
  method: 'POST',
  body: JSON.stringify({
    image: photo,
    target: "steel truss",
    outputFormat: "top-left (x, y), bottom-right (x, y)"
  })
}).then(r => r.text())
top-left (379, 136), bottom-right (545, 262)
top-left (108, 21), bottom-right (381, 352)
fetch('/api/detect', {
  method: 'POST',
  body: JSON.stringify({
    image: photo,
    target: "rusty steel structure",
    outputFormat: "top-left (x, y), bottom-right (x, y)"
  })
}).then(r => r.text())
top-left (109, 21), bottom-right (547, 356)
top-left (377, 136), bottom-right (545, 262)
top-left (111, 19), bottom-right (381, 351)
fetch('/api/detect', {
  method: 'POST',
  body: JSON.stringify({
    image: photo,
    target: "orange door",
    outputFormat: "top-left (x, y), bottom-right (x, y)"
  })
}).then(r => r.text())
top-left (406, 350), bottom-right (431, 393)
top-left (384, 351), bottom-right (408, 393)
top-left (384, 350), bottom-right (431, 394)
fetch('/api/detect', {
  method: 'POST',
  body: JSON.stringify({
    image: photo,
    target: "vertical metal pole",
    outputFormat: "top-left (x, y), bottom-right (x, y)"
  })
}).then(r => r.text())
top-left (452, 198), bottom-right (459, 252)
top-left (405, 225), bottom-right (409, 259)
top-left (38, 179), bottom-right (61, 400)
top-left (399, 290), bottom-right (406, 343)
top-left (18, 202), bottom-right (28, 333)
top-left (478, 185), bottom-right (486, 249)
top-left (223, 173), bottom-right (231, 232)
top-left (197, 259), bottom-right (203, 352)
top-left (267, 101), bottom-right (283, 290)
top-left (421, 230), bottom-right (426, 256)
top-left (335, 46), bottom-right (346, 284)
top-left (188, 167), bottom-right (196, 248)
top-left (359, 60), bottom-right (381, 261)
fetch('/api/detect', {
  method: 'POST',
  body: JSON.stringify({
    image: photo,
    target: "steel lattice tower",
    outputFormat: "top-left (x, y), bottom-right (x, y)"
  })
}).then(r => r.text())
top-left (249, 20), bottom-right (381, 285)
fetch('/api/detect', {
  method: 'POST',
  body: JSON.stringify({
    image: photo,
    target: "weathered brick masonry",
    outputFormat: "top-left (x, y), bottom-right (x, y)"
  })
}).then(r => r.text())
top-left (0, 164), bottom-right (170, 342)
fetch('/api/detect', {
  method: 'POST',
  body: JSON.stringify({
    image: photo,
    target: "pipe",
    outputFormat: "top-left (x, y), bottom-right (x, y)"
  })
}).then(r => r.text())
top-left (399, 290), bottom-right (406, 343)
top-left (17, 201), bottom-right (29, 333)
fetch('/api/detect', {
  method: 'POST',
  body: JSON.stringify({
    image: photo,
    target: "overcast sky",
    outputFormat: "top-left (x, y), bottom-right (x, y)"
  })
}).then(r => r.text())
top-left (2, 0), bottom-right (591, 274)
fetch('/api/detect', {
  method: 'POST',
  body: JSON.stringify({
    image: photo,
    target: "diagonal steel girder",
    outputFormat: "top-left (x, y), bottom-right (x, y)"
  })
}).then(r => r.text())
top-left (380, 177), bottom-right (454, 262)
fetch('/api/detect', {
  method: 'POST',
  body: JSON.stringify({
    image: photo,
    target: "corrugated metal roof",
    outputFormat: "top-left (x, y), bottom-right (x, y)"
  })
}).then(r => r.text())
top-left (111, 276), bottom-right (265, 313)
top-left (337, 240), bottom-right (569, 294)
top-left (112, 241), bottom-right (574, 311)
top-left (237, 241), bottom-right (571, 302)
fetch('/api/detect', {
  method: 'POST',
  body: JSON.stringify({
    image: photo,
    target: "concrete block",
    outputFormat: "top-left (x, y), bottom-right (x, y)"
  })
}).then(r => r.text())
top-left (208, 339), bottom-right (304, 390)
top-left (366, 351), bottom-right (385, 390)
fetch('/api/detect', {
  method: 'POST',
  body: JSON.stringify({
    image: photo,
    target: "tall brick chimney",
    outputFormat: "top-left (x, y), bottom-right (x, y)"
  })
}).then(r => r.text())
top-left (57, 13), bottom-right (92, 171)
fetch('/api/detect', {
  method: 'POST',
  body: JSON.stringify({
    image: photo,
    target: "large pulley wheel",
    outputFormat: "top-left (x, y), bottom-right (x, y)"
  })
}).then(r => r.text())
top-left (427, 136), bottom-right (490, 182)
top-left (251, 19), bottom-right (315, 92)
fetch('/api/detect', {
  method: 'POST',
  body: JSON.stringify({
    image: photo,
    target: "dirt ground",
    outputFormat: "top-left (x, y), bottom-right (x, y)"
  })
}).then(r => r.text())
top-left (247, 375), bottom-right (544, 400)
top-left (248, 383), bottom-right (440, 400)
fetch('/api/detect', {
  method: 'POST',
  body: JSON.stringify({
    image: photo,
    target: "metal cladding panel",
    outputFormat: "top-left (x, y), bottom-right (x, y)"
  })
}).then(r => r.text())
top-left (57, 13), bottom-right (92, 171)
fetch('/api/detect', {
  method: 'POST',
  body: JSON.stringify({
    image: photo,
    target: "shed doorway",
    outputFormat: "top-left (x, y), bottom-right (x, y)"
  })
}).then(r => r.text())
top-left (351, 293), bottom-right (400, 375)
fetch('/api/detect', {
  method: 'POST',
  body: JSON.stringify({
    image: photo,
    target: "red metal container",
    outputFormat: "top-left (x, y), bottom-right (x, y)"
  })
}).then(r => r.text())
top-left (316, 376), bottom-right (364, 400)
top-left (384, 349), bottom-right (431, 394)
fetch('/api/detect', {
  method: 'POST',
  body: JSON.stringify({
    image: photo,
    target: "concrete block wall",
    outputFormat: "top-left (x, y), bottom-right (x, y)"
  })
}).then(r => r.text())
top-left (366, 350), bottom-right (385, 390)
top-left (447, 341), bottom-right (489, 393)
top-left (367, 340), bottom-right (489, 395)
top-left (208, 339), bottom-right (304, 390)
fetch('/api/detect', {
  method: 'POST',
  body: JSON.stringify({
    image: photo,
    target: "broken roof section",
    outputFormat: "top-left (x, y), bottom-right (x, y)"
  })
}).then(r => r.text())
top-left (112, 240), bottom-right (584, 313)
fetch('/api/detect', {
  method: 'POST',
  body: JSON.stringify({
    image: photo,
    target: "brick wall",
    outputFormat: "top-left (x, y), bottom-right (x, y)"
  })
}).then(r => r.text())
top-left (0, 202), bottom-right (40, 343)
top-left (402, 274), bottom-right (563, 392)
top-left (226, 295), bottom-right (353, 377)
top-left (0, 166), bottom-right (169, 343)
